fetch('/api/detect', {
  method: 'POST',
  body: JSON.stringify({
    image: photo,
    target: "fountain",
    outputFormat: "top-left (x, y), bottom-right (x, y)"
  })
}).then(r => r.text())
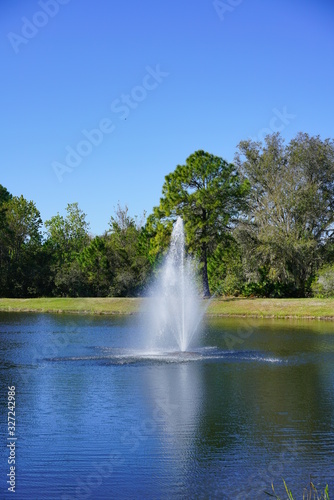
top-left (146, 217), bottom-right (205, 352)
top-left (47, 217), bottom-right (211, 365)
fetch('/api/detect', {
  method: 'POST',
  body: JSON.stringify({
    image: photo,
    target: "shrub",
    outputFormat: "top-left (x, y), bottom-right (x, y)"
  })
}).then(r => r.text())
top-left (311, 264), bottom-right (334, 298)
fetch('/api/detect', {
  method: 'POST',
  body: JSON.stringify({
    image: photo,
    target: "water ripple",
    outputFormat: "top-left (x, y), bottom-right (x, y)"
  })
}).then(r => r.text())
top-left (44, 347), bottom-right (284, 366)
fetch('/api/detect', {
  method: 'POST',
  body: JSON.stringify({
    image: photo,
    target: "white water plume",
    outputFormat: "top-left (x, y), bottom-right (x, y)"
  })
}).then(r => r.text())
top-left (146, 217), bottom-right (205, 352)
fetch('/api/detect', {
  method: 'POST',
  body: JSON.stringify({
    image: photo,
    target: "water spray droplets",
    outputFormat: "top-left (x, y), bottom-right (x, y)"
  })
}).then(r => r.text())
top-left (147, 217), bottom-right (205, 352)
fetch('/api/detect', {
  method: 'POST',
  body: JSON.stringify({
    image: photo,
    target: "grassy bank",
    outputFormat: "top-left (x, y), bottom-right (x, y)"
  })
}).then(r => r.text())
top-left (207, 297), bottom-right (334, 319)
top-left (0, 297), bottom-right (333, 320)
top-left (0, 297), bottom-right (141, 315)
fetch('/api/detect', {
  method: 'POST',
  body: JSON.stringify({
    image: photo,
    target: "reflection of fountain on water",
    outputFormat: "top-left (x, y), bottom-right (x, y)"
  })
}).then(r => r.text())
top-left (141, 360), bottom-right (204, 487)
top-left (146, 217), bottom-right (205, 353)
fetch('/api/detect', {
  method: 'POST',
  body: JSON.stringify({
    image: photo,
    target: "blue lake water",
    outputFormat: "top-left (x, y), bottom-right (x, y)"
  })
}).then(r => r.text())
top-left (1, 312), bottom-right (334, 499)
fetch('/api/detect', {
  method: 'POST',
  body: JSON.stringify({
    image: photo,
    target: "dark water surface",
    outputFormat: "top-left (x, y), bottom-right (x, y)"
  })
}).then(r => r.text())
top-left (1, 312), bottom-right (334, 499)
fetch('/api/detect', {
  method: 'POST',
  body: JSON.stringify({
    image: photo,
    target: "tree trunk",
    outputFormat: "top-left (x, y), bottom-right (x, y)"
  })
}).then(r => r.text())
top-left (201, 244), bottom-right (211, 298)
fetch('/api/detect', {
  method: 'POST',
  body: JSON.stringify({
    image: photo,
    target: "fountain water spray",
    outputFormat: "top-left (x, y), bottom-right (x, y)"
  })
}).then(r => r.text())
top-left (147, 217), bottom-right (205, 352)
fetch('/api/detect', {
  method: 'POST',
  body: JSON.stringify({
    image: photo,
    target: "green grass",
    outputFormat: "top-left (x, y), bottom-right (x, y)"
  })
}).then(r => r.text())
top-left (0, 297), bottom-right (142, 315)
top-left (266, 479), bottom-right (329, 499)
top-left (0, 297), bottom-right (333, 320)
top-left (206, 297), bottom-right (334, 320)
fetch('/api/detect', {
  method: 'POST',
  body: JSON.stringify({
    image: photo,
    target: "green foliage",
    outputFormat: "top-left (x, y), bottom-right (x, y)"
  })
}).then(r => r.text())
top-left (0, 191), bottom-right (44, 297)
top-left (145, 213), bottom-right (174, 265)
top-left (240, 279), bottom-right (297, 298)
top-left (53, 260), bottom-right (88, 297)
top-left (207, 238), bottom-right (245, 296)
top-left (311, 264), bottom-right (334, 298)
top-left (235, 133), bottom-right (334, 297)
top-left (0, 185), bottom-right (12, 204)
top-left (79, 236), bottom-right (112, 296)
top-left (45, 203), bottom-right (90, 296)
top-left (149, 150), bottom-right (249, 296)
top-left (45, 202), bottom-right (90, 264)
top-left (208, 243), bottom-right (299, 298)
top-left (107, 205), bottom-right (152, 297)
top-left (0, 185), bottom-right (12, 294)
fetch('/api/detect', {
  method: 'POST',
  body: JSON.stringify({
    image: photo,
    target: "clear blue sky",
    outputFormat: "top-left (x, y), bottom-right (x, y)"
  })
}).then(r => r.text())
top-left (1, 0), bottom-right (333, 235)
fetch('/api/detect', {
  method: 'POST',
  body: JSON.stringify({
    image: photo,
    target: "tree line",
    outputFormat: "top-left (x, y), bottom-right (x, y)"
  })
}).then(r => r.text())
top-left (1, 132), bottom-right (334, 298)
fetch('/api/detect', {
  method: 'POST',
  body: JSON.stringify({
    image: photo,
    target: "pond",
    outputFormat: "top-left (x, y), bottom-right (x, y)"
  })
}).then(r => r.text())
top-left (0, 312), bottom-right (334, 499)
